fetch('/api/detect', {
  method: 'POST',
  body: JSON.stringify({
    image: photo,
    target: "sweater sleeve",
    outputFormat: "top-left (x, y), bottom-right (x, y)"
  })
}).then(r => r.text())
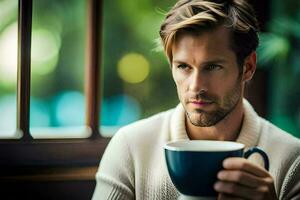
top-left (280, 156), bottom-right (300, 200)
top-left (92, 129), bottom-right (135, 200)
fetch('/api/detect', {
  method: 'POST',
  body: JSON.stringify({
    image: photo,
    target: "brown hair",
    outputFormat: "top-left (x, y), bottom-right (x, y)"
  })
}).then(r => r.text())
top-left (159, 0), bottom-right (259, 68)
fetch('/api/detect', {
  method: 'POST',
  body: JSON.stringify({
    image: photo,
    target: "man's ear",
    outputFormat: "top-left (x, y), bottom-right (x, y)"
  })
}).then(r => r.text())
top-left (242, 51), bottom-right (257, 82)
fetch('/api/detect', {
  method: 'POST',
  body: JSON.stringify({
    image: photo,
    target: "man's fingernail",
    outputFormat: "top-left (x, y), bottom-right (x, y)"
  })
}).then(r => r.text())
top-left (214, 182), bottom-right (220, 190)
top-left (223, 158), bottom-right (231, 167)
top-left (217, 171), bottom-right (223, 179)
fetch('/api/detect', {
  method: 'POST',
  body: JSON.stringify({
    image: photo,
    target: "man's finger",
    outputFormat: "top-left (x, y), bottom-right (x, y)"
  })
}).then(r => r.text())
top-left (218, 193), bottom-right (243, 200)
top-left (217, 169), bottom-right (268, 188)
top-left (223, 157), bottom-right (269, 177)
top-left (214, 181), bottom-right (269, 200)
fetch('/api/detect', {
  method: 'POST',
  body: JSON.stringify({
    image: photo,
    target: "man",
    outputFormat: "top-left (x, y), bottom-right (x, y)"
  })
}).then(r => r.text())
top-left (93, 0), bottom-right (300, 199)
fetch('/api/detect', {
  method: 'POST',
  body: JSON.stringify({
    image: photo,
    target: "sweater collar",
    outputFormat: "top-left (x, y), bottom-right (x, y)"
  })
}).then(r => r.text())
top-left (170, 99), bottom-right (261, 148)
top-left (236, 99), bottom-right (261, 148)
top-left (170, 103), bottom-right (189, 141)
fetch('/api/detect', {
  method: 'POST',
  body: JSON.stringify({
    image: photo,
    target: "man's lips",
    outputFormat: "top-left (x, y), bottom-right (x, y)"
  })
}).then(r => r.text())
top-left (189, 100), bottom-right (213, 106)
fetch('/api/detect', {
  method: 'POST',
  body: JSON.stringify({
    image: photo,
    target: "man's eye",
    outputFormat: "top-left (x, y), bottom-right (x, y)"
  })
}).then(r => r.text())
top-left (205, 65), bottom-right (222, 71)
top-left (177, 64), bottom-right (189, 70)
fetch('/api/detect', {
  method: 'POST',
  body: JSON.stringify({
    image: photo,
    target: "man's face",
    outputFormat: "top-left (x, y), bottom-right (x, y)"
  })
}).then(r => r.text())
top-left (171, 26), bottom-right (244, 127)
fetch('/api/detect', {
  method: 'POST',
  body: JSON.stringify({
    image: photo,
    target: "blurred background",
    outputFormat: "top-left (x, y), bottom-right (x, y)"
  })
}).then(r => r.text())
top-left (0, 0), bottom-right (299, 138)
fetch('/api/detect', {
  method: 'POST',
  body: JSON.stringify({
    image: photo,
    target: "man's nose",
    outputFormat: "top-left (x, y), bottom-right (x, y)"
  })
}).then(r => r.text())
top-left (188, 71), bottom-right (207, 92)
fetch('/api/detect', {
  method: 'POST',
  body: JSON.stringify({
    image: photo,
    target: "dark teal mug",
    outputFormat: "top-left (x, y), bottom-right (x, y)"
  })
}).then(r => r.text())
top-left (164, 140), bottom-right (269, 200)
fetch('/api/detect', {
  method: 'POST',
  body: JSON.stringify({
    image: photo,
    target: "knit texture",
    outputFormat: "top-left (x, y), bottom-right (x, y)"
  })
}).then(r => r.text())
top-left (93, 99), bottom-right (300, 200)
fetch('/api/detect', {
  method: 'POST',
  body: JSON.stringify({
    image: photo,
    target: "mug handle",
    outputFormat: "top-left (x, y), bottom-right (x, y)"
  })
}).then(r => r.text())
top-left (244, 147), bottom-right (269, 171)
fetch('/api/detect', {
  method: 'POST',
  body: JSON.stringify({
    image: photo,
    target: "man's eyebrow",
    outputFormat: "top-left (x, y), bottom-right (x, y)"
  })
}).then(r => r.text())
top-left (172, 60), bottom-right (187, 64)
top-left (201, 59), bottom-right (227, 65)
top-left (172, 59), bottom-right (227, 65)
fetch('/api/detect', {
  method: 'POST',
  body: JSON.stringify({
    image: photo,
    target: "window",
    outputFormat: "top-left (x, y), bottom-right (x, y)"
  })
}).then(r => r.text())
top-left (30, 0), bottom-right (88, 138)
top-left (0, 0), bottom-right (178, 169)
top-left (0, 0), bottom-right (108, 169)
top-left (0, 0), bottom-right (178, 139)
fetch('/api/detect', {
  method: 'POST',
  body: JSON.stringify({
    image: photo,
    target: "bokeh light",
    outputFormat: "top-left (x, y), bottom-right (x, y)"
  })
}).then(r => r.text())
top-left (53, 91), bottom-right (85, 127)
top-left (0, 95), bottom-right (52, 129)
top-left (0, 22), bottom-right (17, 88)
top-left (0, 23), bottom-right (61, 89)
top-left (117, 53), bottom-right (150, 84)
top-left (101, 94), bottom-right (141, 126)
top-left (0, 0), bottom-right (18, 28)
top-left (30, 97), bottom-right (51, 127)
top-left (31, 29), bottom-right (61, 75)
top-left (0, 95), bottom-right (16, 131)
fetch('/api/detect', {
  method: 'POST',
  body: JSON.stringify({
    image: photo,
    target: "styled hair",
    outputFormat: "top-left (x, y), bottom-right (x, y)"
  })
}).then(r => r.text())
top-left (159, 0), bottom-right (259, 68)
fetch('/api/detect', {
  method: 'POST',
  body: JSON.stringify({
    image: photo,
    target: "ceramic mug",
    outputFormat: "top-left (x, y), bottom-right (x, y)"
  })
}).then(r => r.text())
top-left (164, 140), bottom-right (269, 200)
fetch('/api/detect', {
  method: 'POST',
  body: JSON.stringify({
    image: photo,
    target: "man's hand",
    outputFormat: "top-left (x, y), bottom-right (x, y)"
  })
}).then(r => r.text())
top-left (214, 157), bottom-right (278, 200)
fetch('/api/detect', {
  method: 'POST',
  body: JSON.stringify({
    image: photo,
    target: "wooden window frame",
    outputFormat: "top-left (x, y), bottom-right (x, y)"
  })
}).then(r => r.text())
top-left (0, 0), bottom-right (109, 170)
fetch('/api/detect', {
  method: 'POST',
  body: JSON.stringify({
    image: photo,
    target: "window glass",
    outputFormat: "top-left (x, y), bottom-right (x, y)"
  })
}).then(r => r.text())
top-left (100, 0), bottom-right (177, 136)
top-left (0, 0), bottom-right (19, 138)
top-left (30, 0), bottom-right (89, 138)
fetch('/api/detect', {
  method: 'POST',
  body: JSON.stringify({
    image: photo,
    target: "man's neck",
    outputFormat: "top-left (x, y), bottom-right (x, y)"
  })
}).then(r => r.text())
top-left (186, 98), bottom-right (244, 141)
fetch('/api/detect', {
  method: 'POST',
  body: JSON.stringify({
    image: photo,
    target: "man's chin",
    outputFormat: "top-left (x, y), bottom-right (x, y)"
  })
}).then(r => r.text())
top-left (187, 112), bottom-right (214, 127)
top-left (189, 119), bottom-right (216, 127)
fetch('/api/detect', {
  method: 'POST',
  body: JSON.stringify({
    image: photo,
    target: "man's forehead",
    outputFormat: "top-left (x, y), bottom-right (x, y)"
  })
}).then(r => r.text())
top-left (171, 26), bottom-right (236, 65)
top-left (173, 27), bottom-right (232, 53)
top-left (173, 25), bottom-right (232, 47)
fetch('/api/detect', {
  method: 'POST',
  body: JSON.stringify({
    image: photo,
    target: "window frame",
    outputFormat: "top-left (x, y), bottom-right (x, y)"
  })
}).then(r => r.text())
top-left (0, 0), bottom-right (109, 170)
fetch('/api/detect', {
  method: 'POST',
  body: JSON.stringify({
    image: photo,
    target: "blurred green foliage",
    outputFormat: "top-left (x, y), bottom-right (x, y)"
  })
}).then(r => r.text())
top-left (258, 0), bottom-right (300, 137)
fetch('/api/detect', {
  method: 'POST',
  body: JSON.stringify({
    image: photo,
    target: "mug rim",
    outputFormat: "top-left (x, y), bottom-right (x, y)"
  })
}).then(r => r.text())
top-left (164, 140), bottom-right (245, 152)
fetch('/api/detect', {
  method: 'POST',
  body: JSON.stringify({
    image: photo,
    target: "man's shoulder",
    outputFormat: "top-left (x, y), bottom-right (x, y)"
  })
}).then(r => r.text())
top-left (258, 118), bottom-right (300, 198)
top-left (258, 117), bottom-right (300, 169)
top-left (261, 118), bottom-right (300, 148)
top-left (259, 117), bottom-right (300, 151)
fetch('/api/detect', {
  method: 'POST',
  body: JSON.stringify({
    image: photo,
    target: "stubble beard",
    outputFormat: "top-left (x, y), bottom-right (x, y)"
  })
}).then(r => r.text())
top-left (184, 81), bottom-right (242, 127)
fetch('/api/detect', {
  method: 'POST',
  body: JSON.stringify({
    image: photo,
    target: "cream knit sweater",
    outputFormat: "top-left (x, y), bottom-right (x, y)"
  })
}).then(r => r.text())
top-left (93, 100), bottom-right (300, 200)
